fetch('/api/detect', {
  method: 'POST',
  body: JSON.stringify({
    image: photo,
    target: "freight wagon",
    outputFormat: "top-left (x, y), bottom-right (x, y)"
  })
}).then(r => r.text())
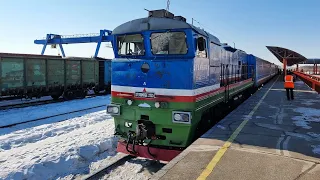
top-left (0, 53), bottom-right (111, 100)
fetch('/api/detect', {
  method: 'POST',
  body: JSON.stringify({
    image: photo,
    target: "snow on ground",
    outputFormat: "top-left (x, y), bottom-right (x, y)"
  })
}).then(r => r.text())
top-left (0, 95), bottom-right (161, 180)
top-left (0, 110), bottom-right (117, 180)
top-left (0, 95), bottom-right (110, 128)
top-left (102, 158), bottom-right (165, 180)
top-left (255, 116), bottom-right (266, 119)
top-left (307, 132), bottom-right (320, 139)
top-left (301, 99), bottom-right (319, 106)
top-left (292, 107), bottom-right (320, 129)
top-left (312, 145), bottom-right (320, 155)
top-left (0, 105), bottom-right (107, 136)
top-left (0, 111), bottom-right (111, 151)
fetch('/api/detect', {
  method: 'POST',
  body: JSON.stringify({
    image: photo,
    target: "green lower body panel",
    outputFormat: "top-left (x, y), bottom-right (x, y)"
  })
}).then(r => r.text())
top-left (112, 80), bottom-right (254, 149)
top-left (113, 100), bottom-right (195, 147)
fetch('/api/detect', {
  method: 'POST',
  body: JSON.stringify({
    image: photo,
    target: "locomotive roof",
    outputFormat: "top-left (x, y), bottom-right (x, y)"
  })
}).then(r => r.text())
top-left (222, 45), bottom-right (237, 52)
top-left (112, 17), bottom-right (221, 45)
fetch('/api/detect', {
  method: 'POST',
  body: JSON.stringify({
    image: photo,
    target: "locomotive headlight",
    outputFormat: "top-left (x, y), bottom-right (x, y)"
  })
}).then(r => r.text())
top-left (106, 104), bottom-right (120, 115)
top-left (174, 113), bottom-right (182, 121)
top-left (112, 107), bottom-right (119, 114)
top-left (172, 111), bottom-right (191, 124)
top-left (155, 102), bottom-right (160, 108)
top-left (127, 99), bottom-right (133, 106)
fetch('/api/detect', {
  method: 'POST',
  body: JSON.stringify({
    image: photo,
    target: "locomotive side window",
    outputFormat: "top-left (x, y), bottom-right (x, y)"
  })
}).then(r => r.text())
top-left (150, 32), bottom-right (187, 55)
top-left (117, 34), bottom-right (145, 56)
top-left (196, 36), bottom-right (207, 58)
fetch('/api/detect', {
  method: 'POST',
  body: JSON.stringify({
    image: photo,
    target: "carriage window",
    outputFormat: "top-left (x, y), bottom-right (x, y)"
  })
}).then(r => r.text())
top-left (151, 32), bottom-right (187, 55)
top-left (117, 34), bottom-right (145, 56)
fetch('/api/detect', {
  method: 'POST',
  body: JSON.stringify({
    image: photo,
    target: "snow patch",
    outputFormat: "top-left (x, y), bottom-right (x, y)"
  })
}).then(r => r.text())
top-left (255, 116), bottom-right (266, 119)
top-left (255, 123), bottom-right (284, 131)
top-left (307, 132), bottom-right (320, 139)
top-left (285, 132), bottom-right (312, 141)
top-left (102, 159), bottom-right (165, 180)
top-left (0, 111), bottom-right (111, 150)
top-left (301, 99), bottom-right (319, 106)
top-left (268, 105), bottom-right (278, 109)
top-left (292, 107), bottom-right (320, 129)
top-left (217, 125), bottom-right (226, 130)
top-left (79, 145), bottom-right (100, 160)
top-left (312, 145), bottom-right (320, 155)
top-left (294, 107), bottom-right (320, 117)
top-left (242, 115), bottom-right (252, 120)
top-left (0, 110), bottom-right (118, 180)
top-left (138, 103), bottom-right (151, 108)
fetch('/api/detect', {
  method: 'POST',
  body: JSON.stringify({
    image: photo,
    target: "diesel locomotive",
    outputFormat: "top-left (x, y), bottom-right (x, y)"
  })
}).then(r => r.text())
top-left (107, 9), bottom-right (278, 161)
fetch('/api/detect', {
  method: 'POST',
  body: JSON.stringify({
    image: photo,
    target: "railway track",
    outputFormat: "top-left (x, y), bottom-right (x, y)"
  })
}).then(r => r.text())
top-left (83, 155), bottom-right (135, 180)
top-left (0, 104), bottom-right (106, 128)
top-left (0, 98), bottom-right (64, 110)
top-left (0, 94), bottom-right (106, 111)
top-left (83, 154), bottom-right (165, 180)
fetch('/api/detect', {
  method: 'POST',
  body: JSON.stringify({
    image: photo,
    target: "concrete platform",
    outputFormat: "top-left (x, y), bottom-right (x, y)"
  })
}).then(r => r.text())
top-left (153, 76), bottom-right (320, 180)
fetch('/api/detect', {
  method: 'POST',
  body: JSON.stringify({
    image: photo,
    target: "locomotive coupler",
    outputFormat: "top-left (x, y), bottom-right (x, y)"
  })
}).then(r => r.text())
top-left (135, 120), bottom-right (156, 142)
top-left (135, 120), bottom-right (157, 158)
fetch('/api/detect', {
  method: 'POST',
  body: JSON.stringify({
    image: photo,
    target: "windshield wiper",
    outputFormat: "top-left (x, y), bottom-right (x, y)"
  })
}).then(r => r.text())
top-left (118, 34), bottom-right (127, 53)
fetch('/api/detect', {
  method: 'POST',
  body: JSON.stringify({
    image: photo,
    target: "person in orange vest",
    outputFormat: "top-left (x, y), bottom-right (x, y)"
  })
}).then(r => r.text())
top-left (284, 72), bottom-right (295, 100)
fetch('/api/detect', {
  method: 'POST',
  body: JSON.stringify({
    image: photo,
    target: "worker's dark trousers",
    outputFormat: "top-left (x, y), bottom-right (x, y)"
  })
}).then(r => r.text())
top-left (286, 88), bottom-right (294, 100)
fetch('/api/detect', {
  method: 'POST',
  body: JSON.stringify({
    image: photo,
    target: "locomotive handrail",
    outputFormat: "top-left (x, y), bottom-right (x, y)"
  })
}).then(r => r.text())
top-left (293, 71), bottom-right (320, 93)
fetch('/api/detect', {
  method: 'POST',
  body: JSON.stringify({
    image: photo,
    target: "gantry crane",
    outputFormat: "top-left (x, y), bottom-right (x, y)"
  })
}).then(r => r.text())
top-left (34, 29), bottom-right (113, 58)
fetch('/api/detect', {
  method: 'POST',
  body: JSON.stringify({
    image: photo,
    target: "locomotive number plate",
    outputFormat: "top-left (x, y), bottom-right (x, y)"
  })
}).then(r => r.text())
top-left (135, 92), bottom-right (155, 98)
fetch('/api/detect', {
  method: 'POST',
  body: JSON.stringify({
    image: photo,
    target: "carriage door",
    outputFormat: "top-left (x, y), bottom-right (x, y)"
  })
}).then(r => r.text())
top-left (225, 63), bottom-right (230, 102)
top-left (223, 50), bottom-right (231, 103)
top-left (209, 42), bottom-right (221, 91)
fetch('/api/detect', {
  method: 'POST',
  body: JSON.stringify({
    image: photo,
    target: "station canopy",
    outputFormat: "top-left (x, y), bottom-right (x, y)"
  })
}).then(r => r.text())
top-left (302, 58), bottom-right (320, 64)
top-left (266, 46), bottom-right (307, 66)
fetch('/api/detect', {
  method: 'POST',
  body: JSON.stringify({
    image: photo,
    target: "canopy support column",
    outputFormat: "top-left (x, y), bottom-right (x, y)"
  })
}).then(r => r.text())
top-left (283, 58), bottom-right (287, 76)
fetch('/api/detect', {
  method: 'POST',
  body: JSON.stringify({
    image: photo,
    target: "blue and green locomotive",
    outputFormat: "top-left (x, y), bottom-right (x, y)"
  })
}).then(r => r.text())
top-left (107, 9), bottom-right (278, 161)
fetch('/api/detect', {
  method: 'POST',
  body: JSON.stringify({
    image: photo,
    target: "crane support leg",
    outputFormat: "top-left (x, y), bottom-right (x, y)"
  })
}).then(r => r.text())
top-left (94, 30), bottom-right (105, 58)
top-left (41, 34), bottom-right (51, 55)
top-left (59, 44), bottom-right (66, 57)
top-left (41, 45), bottom-right (47, 55)
top-left (95, 40), bottom-right (102, 58)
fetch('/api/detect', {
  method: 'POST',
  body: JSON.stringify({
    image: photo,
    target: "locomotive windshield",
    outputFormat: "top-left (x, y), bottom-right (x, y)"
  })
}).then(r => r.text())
top-left (117, 34), bottom-right (144, 56)
top-left (151, 32), bottom-right (187, 55)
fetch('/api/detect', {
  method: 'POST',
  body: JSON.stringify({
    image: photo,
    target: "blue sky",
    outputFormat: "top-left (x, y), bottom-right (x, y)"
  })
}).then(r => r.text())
top-left (0, 0), bottom-right (319, 66)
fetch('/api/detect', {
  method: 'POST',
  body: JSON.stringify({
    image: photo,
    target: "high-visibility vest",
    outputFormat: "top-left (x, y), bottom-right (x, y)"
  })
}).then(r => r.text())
top-left (284, 75), bottom-right (294, 89)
